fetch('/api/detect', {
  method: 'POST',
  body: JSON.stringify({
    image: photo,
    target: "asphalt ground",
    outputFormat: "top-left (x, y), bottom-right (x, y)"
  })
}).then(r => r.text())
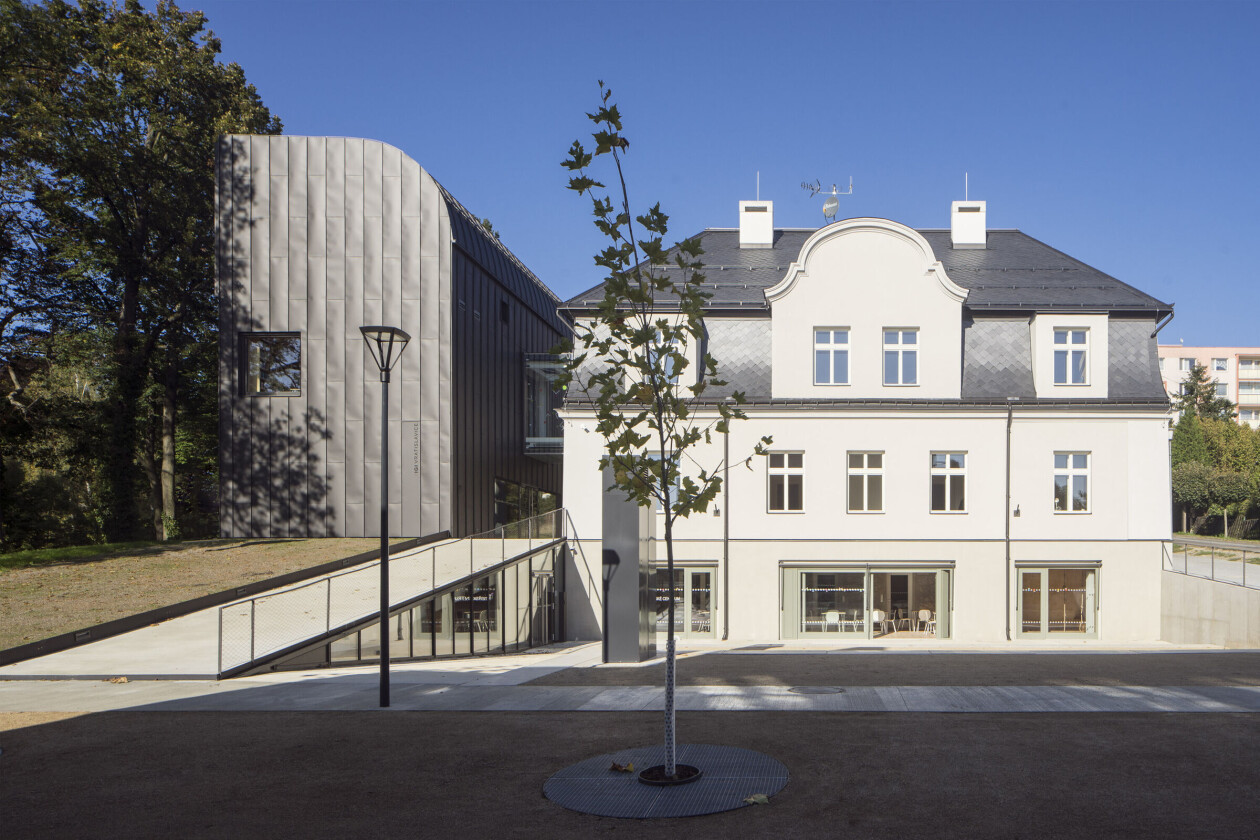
top-left (2, 709), bottom-right (1258, 839)
top-left (527, 650), bottom-right (1260, 687)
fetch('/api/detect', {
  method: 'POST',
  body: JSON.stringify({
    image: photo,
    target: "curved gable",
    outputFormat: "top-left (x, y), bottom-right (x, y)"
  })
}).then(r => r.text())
top-left (765, 218), bottom-right (967, 305)
top-left (767, 218), bottom-right (967, 400)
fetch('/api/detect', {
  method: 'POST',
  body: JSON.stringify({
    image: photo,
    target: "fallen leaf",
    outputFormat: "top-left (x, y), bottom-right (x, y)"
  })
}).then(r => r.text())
top-left (106, 676), bottom-right (128, 684)
top-left (609, 761), bottom-right (634, 773)
top-left (743, 793), bottom-right (770, 806)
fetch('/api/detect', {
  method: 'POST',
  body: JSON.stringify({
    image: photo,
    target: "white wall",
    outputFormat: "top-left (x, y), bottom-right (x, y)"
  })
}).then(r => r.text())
top-left (766, 220), bottom-right (967, 400)
top-left (1030, 313), bottom-right (1109, 398)
top-left (560, 404), bottom-right (1170, 643)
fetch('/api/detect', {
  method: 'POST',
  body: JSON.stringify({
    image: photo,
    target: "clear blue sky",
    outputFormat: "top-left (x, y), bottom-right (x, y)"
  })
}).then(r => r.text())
top-left (193, 0), bottom-right (1258, 345)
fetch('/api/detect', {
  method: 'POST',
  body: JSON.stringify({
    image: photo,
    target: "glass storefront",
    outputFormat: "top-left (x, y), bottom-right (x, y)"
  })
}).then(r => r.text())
top-left (312, 545), bottom-right (563, 669)
top-left (782, 566), bottom-right (951, 640)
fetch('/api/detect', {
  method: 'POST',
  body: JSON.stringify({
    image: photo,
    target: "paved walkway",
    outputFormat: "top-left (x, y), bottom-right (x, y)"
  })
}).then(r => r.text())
top-left (5, 641), bottom-right (1260, 714)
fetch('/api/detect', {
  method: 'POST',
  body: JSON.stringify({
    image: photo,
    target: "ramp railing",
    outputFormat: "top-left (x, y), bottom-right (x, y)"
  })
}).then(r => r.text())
top-left (217, 509), bottom-right (565, 675)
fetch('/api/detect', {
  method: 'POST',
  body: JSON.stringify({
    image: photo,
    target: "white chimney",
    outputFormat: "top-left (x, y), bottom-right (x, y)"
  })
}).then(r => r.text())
top-left (951, 200), bottom-right (987, 249)
top-left (739, 200), bottom-right (773, 248)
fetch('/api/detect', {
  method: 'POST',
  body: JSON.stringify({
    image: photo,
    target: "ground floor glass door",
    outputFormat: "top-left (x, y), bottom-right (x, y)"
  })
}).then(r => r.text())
top-left (652, 566), bottom-right (717, 639)
top-left (1017, 567), bottom-right (1096, 638)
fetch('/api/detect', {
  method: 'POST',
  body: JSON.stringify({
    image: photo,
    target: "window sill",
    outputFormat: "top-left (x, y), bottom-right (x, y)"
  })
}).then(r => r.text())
top-left (847, 510), bottom-right (885, 515)
top-left (929, 510), bottom-right (968, 515)
top-left (1053, 511), bottom-right (1092, 515)
top-left (246, 391), bottom-right (302, 398)
top-left (882, 383), bottom-right (920, 388)
top-left (767, 510), bottom-right (806, 515)
top-left (814, 382), bottom-right (851, 387)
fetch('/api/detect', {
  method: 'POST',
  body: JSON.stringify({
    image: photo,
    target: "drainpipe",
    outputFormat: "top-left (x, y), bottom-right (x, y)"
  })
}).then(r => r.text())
top-left (1005, 397), bottom-right (1017, 641)
top-left (722, 414), bottom-right (730, 641)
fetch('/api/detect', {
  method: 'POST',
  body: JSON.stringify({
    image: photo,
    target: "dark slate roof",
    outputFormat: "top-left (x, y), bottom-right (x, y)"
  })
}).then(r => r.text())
top-left (437, 183), bottom-right (571, 335)
top-left (563, 225), bottom-right (1171, 315)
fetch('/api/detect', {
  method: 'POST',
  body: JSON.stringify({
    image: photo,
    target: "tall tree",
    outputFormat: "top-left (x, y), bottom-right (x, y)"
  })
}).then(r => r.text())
top-left (0, 0), bottom-right (280, 540)
top-left (1170, 412), bottom-right (1210, 468)
top-left (1172, 362), bottom-right (1236, 421)
top-left (560, 83), bottom-right (769, 782)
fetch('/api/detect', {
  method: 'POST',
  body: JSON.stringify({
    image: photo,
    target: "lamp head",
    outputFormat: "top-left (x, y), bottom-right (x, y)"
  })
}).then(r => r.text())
top-left (359, 325), bottom-right (411, 380)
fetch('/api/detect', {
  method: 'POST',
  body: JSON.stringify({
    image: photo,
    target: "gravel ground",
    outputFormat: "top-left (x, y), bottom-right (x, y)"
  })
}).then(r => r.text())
top-left (527, 650), bottom-right (1260, 687)
top-left (0, 538), bottom-right (398, 651)
top-left (2, 710), bottom-right (1258, 839)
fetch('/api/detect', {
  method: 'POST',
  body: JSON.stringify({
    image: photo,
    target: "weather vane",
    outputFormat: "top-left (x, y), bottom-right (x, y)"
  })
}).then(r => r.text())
top-left (801, 177), bottom-right (854, 223)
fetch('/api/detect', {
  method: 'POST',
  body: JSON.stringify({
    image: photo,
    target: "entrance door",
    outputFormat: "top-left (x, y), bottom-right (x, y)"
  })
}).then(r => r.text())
top-left (1018, 568), bottom-right (1096, 638)
top-left (652, 567), bottom-right (716, 639)
top-left (531, 571), bottom-right (555, 645)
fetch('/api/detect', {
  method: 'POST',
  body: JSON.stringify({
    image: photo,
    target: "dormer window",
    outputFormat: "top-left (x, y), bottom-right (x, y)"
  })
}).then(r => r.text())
top-left (1053, 329), bottom-right (1088, 385)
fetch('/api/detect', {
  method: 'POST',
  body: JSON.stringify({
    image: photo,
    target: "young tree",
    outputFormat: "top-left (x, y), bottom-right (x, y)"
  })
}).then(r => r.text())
top-left (560, 83), bottom-right (769, 781)
top-left (0, 0), bottom-right (281, 540)
top-left (1172, 363), bottom-right (1236, 421)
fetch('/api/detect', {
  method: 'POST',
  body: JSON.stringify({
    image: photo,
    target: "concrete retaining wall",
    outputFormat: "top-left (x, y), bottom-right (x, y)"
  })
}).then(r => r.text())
top-left (1162, 571), bottom-right (1260, 648)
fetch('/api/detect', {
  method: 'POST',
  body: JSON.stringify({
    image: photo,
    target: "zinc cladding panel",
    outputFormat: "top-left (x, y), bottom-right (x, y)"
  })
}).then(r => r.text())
top-left (961, 317), bottom-right (1035, 399)
top-left (436, 198), bottom-right (453, 536)
top-left (216, 137), bottom-right (238, 536)
top-left (1108, 318), bottom-right (1168, 399)
top-left (704, 318), bottom-right (772, 398)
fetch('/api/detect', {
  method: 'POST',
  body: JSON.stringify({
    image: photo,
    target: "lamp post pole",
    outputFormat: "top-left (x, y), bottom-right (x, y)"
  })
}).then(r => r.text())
top-left (359, 325), bottom-right (411, 710)
top-left (378, 363), bottom-right (390, 708)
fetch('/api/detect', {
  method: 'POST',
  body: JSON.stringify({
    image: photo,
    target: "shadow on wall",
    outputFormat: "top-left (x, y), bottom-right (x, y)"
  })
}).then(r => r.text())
top-left (217, 139), bottom-right (334, 539)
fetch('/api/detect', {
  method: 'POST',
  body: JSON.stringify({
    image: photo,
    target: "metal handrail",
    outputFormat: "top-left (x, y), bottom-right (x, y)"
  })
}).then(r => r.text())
top-left (1163, 539), bottom-right (1254, 590)
top-left (217, 509), bottom-right (566, 674)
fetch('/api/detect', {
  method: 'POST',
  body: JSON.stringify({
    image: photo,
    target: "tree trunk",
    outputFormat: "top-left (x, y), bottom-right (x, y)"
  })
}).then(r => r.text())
top-left (663, 510), bottom-right (677, 778)
top-left (160, 346), bottom-right (178, 540)
top-left (104, 278), bottom-right (144, 542)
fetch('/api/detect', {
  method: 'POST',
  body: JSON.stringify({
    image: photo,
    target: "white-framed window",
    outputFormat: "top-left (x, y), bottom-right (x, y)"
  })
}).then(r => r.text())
top-left (242, 333), bottom-right (301, 396)
top-left (1053, 329), bottom-right (1088, 385)
top-left (1215, 383), bottom-right (1229, 397)
top-left (1213, 358), bottom-right (1228, 371)
top-left (1179, 381), bottom-right (1193, 397)
top-left (847, 452), bottom-right (883, 513)
top-left (929, 452), bottom-right (966, 512)
top-left (1158, 357), bottom-right (1166, 371)
top-left (883, 329), bottom-right (918, 386)
top-left (768, 452), bottom-right (804, 512)
top-left (1179, 357), bottom-right (1195, 372)
top-left (814, 328), bottom-right (850, 385)
top-left (648, 332), bottom-right (682, 385)
top-left (1241, 358), bottom-right (1260, 372)
top-left (1240, 382), bottom-right (1260, 396)
top-left (1240, 409), bottom-right (1260, 425)
top-left (1053, 452), bottom-right (1090, 513)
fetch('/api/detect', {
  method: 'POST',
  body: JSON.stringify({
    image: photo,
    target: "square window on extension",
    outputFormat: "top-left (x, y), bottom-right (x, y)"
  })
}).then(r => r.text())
top-left (243, 333), bottom-right (301, 396)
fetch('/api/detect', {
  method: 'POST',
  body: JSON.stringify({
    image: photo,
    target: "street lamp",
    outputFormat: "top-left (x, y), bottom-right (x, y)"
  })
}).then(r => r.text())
top-left (360, 325), bottom-right (411, 708)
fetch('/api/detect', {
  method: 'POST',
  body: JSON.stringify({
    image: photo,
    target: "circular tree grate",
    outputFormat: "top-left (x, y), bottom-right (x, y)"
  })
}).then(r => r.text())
top-left (544, 744), bottom-right (788, 819)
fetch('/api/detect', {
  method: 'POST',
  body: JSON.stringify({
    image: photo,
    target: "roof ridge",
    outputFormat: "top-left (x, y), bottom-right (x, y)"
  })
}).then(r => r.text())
top-left (432, 179), bottom-right (563, 307)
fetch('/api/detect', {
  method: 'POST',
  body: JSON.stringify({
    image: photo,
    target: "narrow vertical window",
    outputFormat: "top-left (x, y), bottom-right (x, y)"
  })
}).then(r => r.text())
top-left (768, 452), bottom-right (804, 512)
top-left (814, 328), bottom-right (850, 385)
top-left (847, 452), bottom-right (884, 512)
top-left (883, 329), bottom-right (918, 385)
top-left (1053, 329), bottom-right (1088, 385)
top-left (242, 333), bottom-right (301, 396)
top-left (1053, 452), bottom-right (1091, 512)
top-left (929, 452), bottom-right (966, 512)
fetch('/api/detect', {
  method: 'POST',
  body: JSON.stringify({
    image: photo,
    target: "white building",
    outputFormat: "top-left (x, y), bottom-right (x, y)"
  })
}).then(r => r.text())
top-left (1156, 345), bottom-right (1260, 427)
top-left (561, 199), bottom-right (1173, 645)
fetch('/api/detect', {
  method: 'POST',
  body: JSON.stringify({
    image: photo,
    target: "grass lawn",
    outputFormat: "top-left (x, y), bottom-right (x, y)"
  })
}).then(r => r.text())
top-left (0, 537), bottom-right (405, 652)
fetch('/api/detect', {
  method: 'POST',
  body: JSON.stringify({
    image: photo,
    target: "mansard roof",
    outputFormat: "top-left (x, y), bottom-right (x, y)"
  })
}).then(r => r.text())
top-left (563, 226), bottom-right (1171, 315)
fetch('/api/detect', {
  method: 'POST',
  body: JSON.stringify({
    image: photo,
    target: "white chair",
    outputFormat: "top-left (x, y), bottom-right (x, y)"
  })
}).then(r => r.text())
top-left (917, 609), bottom-right (932, 633)
top-left (872, 609), bottom-right (892, 635)
top-left (926, 612), bottom-right (937, 635)
top-left (824, 610), bottom-right (841, 632)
